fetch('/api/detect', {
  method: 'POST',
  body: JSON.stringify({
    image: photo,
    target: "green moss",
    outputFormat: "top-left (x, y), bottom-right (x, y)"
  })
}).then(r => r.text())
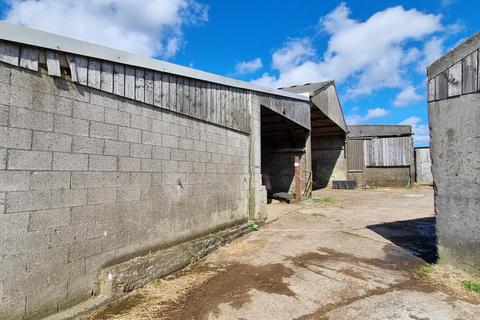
top-left (461, 280), bottom-right (480, 294)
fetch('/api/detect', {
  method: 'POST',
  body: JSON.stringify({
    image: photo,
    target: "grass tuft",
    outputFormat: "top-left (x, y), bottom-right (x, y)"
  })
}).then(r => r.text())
top-left (414, 264), bottom-right (433, 274)
top-left (312, 213), bottom-right (326, 218)
top-left (311, 196), bottom-right (334, 206)
top-left (461, 280), bottom-right (480, 294)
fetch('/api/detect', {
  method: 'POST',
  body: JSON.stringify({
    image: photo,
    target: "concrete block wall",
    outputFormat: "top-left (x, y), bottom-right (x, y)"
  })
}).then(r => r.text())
top-left (0, 63), bottom-right (250, 319)
top-left (429, 93), bottom-right (480, 273)
top-left (248, 94), bottom-right (267, 220)
top-left (311, 134), bottom-right (347, 189)
top-left (414, 148), bottom-right (433, 185)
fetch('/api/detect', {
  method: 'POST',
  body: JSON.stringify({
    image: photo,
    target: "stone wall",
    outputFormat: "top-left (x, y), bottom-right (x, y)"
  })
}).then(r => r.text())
top-left (429, 93), bottom-right (480, 274)
top-left (0, 63), bottom-right (250, 319)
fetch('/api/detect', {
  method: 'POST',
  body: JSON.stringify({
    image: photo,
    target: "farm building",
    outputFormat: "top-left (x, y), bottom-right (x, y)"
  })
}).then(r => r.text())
top-left (427, 32), bottom-right (480, 274)
top-left (414, 147), bottom-right (433, 185)
top-left (346, 125), bottom-right (414, 188)
top-left (0, 22), bottom-right (316, 319)
top-left (280, 81), bottom-right (348, 189)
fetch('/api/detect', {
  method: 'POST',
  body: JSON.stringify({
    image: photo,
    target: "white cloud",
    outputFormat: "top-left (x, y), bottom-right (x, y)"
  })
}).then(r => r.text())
top-left (399, 116), bottom-right (430, 145)
top-left (3, 0), bottom-right (208, 58)
top-left (416, 37), bottom-right (444, 74)
top-left (345, 107), bottom-right (389, 125)
top-left (393, 85), bottom-right (423, 107)
top-left (235, 58), bottom-right (263, 74)
top-left (253, 4), bottom-right (444, 96)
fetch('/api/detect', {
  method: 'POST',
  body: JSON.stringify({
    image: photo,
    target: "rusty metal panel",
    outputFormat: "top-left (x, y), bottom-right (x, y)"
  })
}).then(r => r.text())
top-left (366, 137), bottom-right (413, 167)
top-left (347, 139), bottom-right (364, 172)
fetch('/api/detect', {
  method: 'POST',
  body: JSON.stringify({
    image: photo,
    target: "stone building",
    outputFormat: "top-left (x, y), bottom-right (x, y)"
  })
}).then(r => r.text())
top-left (0, 22), bottom-right (314, 319)
top-left (0, 21), bottom-right (358, 319)
top-left (427, 32), bottom-right (480, 274)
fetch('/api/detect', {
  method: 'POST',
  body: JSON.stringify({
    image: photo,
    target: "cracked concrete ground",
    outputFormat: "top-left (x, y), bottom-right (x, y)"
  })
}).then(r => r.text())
top-left (83, 187), bottom-right (480, 320)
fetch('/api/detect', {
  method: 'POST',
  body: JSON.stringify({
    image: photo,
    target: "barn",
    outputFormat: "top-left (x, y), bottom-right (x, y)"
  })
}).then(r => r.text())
top-left (280, 81), bottom-right (348, 190)
top-left (0, 22), bottom-right (313, 319)
top-left (346, 125), bottom-right (414, 188)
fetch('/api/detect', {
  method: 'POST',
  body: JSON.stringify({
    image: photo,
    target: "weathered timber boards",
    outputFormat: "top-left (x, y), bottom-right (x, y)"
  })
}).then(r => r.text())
top-left (0, 40), bottom-right (309, 133)
top-left (428, 48), bottom-right (480, 102)
top-left (19, 46), bottom-right (38, 71)
top-left (365, 137), bottom-right (413, 167)
top-left (46, 50), bottom-right (61, 76)
top-left (101, 61), bottom-right (114, 93)
top-left (256, 93), bottom-right (310, 130)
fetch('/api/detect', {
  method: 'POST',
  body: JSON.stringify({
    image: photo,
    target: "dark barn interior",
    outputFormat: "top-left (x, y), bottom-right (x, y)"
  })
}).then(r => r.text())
top-left (260, 106), bottom-right (308, 201)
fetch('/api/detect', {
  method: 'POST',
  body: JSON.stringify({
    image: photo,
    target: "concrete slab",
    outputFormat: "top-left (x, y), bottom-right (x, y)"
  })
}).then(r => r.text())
top-left (82, 187), bottom-right (480, 320)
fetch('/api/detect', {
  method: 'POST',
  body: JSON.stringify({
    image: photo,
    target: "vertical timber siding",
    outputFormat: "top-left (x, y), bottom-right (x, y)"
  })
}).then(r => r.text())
top-left (364, 137), bottom-right (413, 167)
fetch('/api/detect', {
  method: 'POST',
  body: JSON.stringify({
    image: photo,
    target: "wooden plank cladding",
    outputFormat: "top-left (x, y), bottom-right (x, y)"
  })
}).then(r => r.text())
top-left (256, 93), bottom-right (310, 130)
top-left (0, 40), bottom-right (310, 134)
top-left (365, 137), bottom-right (413, 167)
top-left (428, 48), bottom-right (480, 102)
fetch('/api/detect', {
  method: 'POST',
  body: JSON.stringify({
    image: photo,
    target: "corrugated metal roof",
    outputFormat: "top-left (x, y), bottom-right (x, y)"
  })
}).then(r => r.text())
top-left (348, 125), bottom-right (412, 138)
top-left (279, 81), bottom-right (333, 95)
top-left (0, 22), bottom-right (308, 102)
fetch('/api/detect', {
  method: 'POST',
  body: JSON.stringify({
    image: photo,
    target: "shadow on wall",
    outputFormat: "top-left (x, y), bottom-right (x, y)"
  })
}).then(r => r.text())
top-left (368, 217), bottom-right (437, 263)
top-left (312, 147), bottom-right (342, 189)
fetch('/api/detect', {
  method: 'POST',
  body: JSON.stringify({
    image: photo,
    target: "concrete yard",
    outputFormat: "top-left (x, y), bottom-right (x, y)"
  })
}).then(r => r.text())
top-left (82, 187), bottom-right (480, 320)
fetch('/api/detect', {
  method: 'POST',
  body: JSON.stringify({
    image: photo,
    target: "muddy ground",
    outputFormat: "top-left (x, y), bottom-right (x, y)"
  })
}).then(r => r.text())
top-left (83, 187), bottom-right (480, 320)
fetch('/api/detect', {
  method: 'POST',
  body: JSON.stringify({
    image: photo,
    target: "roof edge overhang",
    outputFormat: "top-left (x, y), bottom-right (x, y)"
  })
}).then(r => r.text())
top-left (0, 22), bottom-right (308, 102)
top-left (310, 81), bottom-right (348, 133)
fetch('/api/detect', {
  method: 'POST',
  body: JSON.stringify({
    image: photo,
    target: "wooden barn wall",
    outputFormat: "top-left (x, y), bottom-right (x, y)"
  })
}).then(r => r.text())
top-left (346, 139), bottom-right (365, 172)
top-left (364, 137), bottom-right (413, 167)
top-left (311, 84), bottom-right (347, 132)
top-left (428, 49), bottom-right (479, 102)
top-left (256, 93), bottom-right (310, 130)
top-left (0, 40), bottom-right (309, 134)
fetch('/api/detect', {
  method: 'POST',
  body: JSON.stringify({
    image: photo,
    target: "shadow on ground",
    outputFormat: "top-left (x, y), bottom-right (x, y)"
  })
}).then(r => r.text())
top-left (368, 217), bottom-right (437, 263)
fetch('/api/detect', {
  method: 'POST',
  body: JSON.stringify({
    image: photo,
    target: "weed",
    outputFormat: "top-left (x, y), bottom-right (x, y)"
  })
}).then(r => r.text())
top-left (311, 196), bottom-right (334, 206)
top-left (312, 213), bottom-right (326, 218)
top-left (414, 264), bottom-right (433, 274)
top-left (461, 280), bottom-right (480, 294)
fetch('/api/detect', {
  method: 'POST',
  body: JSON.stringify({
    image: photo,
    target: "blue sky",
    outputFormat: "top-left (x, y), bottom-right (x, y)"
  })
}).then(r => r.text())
top-left (1, 0), bottom-right (479, 146)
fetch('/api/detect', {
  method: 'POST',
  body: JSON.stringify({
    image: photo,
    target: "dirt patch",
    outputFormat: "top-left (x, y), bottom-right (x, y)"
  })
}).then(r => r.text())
top-left (217, 239), bottom-right (266, 255)
top-left (415, 264), bottom-right (480, 303)
top-left (83, 294), bottom-right (146, 320)
top-left (287, 234), bottom-right (305, 241)
top-left (157, 262), bottom-right (296, 320)
top-left (289, 245), bottom-right (424, 275)
top-left (84, 262), bottom-right (296, 320)
top-left (289, 247), bottom-right (480, 320)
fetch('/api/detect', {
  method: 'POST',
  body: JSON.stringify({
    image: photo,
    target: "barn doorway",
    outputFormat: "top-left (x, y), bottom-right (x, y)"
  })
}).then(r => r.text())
top-left (260, 106), bottom-right (309, 203)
